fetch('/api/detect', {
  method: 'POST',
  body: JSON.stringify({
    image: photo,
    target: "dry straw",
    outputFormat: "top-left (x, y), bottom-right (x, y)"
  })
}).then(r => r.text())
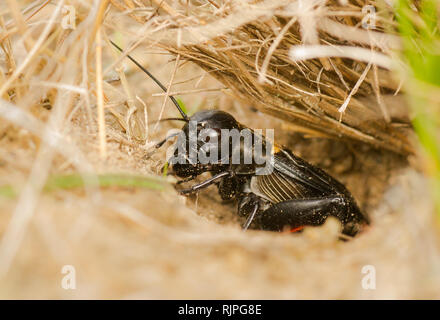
top-left (110, 0), bottom-right (413, 155)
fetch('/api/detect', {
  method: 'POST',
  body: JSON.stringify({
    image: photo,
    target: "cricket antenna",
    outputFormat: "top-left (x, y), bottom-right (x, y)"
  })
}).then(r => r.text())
top-left (110, 40), bottom-right (189, 121)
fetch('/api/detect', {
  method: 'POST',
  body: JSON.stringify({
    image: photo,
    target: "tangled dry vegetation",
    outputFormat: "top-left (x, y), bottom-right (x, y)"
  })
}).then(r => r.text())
top-left (0, 0), bottom-right (439, 299)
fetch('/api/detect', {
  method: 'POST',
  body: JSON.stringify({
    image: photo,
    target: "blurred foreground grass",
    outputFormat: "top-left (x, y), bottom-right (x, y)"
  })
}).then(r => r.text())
top-left (0, 174), bottom-right (169, 199)
top-left (396, 0), bottom-right (440, 219)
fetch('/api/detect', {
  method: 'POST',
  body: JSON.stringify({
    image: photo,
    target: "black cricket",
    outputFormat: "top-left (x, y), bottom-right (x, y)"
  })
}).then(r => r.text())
top-left (111, 41), bottom-right (369, 237)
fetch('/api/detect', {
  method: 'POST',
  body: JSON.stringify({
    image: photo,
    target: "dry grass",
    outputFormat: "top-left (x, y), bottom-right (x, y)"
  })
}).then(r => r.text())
top-left (110, 0), bottom-right (413, 155)
top-left (0, 0), bottom-right (439, 299)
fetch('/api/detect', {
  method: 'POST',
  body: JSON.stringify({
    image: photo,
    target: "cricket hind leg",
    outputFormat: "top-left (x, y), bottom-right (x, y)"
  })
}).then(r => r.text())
top-left (260, 195), bottom-right (360, 236)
